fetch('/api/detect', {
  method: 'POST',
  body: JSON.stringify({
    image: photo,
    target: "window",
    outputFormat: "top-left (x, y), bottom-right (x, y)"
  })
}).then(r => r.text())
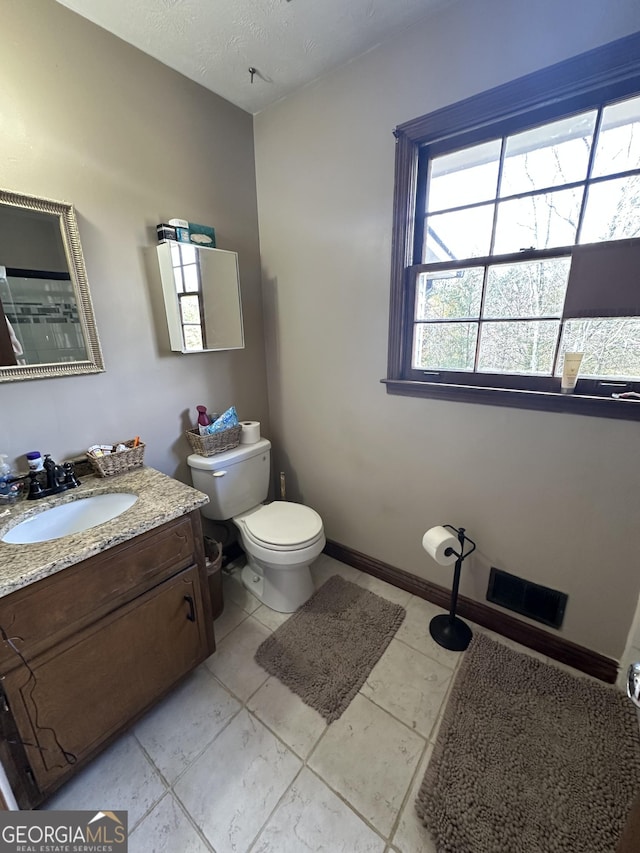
top-left (170, 242), bottom-right (207, 351)
top-left (386, 32), bottom-right (640, 420)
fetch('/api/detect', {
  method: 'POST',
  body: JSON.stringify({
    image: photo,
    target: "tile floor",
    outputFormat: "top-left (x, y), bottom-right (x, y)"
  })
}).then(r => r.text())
top-left (43, 553), bottom-right (609, 852)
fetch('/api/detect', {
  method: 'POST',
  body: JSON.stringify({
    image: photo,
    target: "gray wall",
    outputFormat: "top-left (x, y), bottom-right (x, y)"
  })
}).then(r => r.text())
top-left (254, 0), bottom-right (640, 659)
top-left (1, 0), bottom-right (269, 484)
top-left (0, 208), bottom-right (68, 272)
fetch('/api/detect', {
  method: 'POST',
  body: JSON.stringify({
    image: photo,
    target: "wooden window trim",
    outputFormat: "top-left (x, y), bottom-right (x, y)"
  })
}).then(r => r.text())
top-left (382, 379), bottom-right (640, 421)
top-left (385, 31), bottom-right (640, 421)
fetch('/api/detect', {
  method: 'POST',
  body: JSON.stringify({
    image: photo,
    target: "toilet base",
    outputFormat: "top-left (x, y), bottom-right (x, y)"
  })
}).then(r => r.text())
top-left (242, 563), bottom-right (265, 602)
top-left (241, 560), bottom-right (315, 613)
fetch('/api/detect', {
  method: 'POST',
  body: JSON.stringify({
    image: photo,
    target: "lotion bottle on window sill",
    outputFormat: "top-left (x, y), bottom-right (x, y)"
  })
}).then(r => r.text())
top-left (561, 352), bottom-right (584, 394)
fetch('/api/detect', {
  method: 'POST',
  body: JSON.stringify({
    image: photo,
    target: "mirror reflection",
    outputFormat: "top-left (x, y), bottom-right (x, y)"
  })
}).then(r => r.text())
top-left (0, 190), bottom-right (104, 382)
top-left (157, 240), bottom-right (244, 353)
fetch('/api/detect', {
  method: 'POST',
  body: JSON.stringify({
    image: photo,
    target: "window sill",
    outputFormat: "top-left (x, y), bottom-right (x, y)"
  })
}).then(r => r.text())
top-left (381, 379), bottom-right (640, 421)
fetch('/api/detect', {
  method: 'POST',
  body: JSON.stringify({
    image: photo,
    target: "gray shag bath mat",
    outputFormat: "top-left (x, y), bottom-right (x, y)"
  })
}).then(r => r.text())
top-left (416, 632), bottom-right (640, 853)
top-left (254, 574), bottom-right (406, 722)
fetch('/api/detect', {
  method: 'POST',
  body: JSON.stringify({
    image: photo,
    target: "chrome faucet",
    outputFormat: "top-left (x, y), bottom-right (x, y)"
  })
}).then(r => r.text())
top-left (44, 454), bottom-right (65, 492)
top-left (27, 456), bottom-right (80, 500)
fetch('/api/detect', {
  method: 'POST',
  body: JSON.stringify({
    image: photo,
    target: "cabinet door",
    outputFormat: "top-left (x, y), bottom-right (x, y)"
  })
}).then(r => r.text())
top-left (2, 565), bottom-right (208, 793)
top-left (0, 515), bottom-right (199, 674)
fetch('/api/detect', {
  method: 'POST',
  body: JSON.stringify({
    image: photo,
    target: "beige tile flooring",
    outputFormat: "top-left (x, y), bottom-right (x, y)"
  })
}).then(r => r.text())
top-left (44, 554), bottom-right (601, 853)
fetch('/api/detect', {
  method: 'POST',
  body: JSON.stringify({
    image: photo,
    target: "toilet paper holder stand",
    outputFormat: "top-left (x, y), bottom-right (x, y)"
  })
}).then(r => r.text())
top-left (429, 525), bottom-right (476, 652)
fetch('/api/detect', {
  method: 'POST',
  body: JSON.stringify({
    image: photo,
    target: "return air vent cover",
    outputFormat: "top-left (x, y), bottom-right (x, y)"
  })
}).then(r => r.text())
top-left (487, 568), bottom-right (567, 629)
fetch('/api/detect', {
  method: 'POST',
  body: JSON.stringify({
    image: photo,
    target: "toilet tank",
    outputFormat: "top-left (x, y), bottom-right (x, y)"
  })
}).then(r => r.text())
top-left (187, 438), bottom-right (271, 520)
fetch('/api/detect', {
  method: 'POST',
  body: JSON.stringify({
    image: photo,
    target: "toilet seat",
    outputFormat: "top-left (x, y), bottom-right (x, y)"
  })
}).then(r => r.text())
top-left (242, 526), bottom-right (325, 553)
top-left (238, 501), bottom-right (324, 552)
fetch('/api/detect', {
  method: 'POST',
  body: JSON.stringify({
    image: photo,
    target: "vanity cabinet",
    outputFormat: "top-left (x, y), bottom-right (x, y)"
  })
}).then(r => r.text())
top-left (0, 510), bottom-right (214, 808)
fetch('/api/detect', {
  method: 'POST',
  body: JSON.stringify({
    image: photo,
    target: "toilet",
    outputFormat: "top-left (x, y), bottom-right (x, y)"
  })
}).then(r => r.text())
top-left (187, 438), bottom-right (325, 612)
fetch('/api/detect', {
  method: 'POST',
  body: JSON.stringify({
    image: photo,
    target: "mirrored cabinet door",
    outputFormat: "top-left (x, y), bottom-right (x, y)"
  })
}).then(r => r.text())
top-left (156, 240), bottom-right (244, 353)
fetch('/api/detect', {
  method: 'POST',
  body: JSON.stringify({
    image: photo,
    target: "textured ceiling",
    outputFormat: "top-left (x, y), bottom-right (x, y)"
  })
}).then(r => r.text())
top-left (54, 0), bottom-right (451, 114)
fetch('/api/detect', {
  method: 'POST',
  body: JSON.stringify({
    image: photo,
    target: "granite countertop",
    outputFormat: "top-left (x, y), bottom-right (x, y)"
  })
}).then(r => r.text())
top-left (0, 466), bottom-right (209, 599)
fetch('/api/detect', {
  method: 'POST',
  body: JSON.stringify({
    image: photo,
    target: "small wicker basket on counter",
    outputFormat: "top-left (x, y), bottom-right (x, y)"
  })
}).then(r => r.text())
top-left (87, 439), bottom-right (145, 477)
top-left (185, 425), bottom-right (241, 457)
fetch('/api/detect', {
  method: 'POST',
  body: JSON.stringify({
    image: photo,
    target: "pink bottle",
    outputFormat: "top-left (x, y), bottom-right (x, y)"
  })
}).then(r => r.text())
top-left (196, 405), bottom-right (210, 435)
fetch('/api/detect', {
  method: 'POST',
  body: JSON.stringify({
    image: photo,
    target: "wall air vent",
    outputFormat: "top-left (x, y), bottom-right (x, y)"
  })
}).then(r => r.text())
top-left (487, 568), bottom-right (567, 629)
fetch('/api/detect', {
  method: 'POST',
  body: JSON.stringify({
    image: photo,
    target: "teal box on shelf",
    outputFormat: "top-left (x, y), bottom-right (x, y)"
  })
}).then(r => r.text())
top-left (188, 222), bottom-right (216, 247)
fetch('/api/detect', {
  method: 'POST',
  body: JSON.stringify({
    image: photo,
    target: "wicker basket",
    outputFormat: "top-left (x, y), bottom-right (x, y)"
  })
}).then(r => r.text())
top-left (88, 439), bottom-right (145, 477)
top-left (185, 425), bottom-right (241, 457)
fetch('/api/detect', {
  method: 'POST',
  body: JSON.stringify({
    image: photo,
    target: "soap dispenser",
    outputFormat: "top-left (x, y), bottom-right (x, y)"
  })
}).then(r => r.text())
top-left (0, 455), bottom-right (11, 488)
top-left (0, 455), bottom-right (14, 505)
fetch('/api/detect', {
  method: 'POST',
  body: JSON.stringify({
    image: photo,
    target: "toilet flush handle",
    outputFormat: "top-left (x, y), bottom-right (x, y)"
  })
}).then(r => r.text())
top-left (212, 470), bottom-right (227, 478)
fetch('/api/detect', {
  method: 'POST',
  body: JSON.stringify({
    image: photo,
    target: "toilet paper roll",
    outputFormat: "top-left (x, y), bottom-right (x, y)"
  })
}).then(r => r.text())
top-left (422, 526), bottom-right (459, 566)
top-left (239, 421), bottom-right (261, 444)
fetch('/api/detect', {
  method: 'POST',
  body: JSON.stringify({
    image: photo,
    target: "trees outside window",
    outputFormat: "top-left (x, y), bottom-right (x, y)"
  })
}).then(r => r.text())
top-left (386, 32), bottom-right (640, 419)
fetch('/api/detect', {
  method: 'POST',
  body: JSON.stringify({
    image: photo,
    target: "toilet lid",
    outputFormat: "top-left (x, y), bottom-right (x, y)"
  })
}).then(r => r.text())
top-left (244, 501), bottom-right (323, 547)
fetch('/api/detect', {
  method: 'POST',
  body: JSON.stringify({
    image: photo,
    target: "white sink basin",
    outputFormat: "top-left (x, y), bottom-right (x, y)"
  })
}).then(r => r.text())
top-left (2, 493), bottom-right (138, 544)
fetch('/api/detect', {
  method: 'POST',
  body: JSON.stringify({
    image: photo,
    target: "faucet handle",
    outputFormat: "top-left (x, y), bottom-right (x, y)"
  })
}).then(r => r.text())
top-left (27, 471), bottom-right (45, 500)
top-left (63, 462), bottom-right (81, 488)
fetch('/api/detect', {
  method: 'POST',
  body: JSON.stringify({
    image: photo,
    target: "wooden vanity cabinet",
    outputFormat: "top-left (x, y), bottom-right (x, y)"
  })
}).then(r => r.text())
top-left (0, 510), bottom-right (214, 808)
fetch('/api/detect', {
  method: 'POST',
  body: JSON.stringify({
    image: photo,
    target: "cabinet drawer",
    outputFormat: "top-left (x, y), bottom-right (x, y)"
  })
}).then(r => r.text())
top-left (0, 514), bottom-right (197, 670)
top-left (3, 564), bottom-right (209, 792)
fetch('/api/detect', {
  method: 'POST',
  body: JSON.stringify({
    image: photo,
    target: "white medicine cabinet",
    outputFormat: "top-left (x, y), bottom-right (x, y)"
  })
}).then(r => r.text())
top-left (156, 240), bottom-right (244, 353)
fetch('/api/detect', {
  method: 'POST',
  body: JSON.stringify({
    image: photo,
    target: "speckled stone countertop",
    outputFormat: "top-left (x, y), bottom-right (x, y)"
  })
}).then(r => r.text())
top-left (0, 467), bottom-right (209, 599)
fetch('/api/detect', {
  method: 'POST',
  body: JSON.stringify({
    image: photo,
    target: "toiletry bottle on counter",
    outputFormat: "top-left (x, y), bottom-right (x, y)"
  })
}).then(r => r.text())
top-left (0, 455), bottom-right (14, 504)
top-left (26, 451), bottom-right (44, 472)
top-left (0, 455), bottom-right (10, 484)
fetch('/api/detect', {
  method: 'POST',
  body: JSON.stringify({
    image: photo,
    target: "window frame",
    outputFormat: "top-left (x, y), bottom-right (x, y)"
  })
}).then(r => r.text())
top-left (384, 31), bottom-right (640, 421)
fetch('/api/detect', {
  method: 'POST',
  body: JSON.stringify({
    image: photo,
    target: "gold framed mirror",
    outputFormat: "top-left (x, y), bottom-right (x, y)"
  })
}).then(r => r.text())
top-left (0, 189), bottom-right (104, 382)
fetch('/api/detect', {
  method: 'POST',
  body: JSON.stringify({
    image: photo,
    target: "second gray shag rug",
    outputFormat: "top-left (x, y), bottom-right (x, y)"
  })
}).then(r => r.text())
top-left (254, 574), bottom-right (406, 722)
top-left (416, 632), bottom-right (640, 853)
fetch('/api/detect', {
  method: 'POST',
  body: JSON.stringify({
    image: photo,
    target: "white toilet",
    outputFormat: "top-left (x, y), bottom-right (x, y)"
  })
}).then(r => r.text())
top-left (187, 438), bottom-right (325, 612)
